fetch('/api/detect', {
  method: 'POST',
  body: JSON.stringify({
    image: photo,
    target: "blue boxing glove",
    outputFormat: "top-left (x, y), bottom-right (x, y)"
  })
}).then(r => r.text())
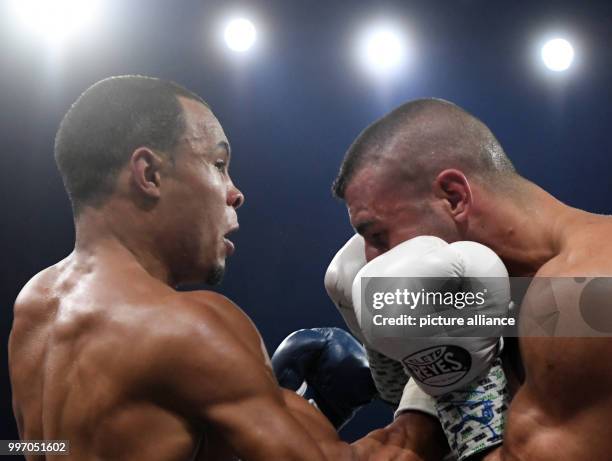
top-left (271, 327), bottom-right (377, 430)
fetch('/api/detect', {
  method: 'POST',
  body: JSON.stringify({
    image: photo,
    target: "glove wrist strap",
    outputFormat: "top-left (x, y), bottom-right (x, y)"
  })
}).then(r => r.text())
top-left (435, 358), bottom-right (508, 460)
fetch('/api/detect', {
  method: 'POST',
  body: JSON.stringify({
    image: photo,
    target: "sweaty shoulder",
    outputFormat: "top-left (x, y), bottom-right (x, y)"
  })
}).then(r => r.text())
top-left (143, 290), bottom-right (271, 383)
top-left (538, 218), bottom-right (612, 277)
top-left (13, 264), bottom-right (59, 313)
top-left (523, 221), bottom-right (612, 338)
top-left (11, 263), bottom-right (65, 354)
top-left (170, 290), bottom-right (266, 357)
top-left (138, 290), bottom-right (277, 424)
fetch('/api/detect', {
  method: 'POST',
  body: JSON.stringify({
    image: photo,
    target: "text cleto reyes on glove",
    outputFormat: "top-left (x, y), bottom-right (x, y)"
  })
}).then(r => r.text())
top-left (352, 236), bottom-right (512, 460)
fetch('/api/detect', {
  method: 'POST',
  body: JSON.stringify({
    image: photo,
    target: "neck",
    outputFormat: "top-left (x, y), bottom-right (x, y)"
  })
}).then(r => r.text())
top-left (73, 203), bottom-right (174, 285)
top-left (468, 178), bottom-right (583, 276)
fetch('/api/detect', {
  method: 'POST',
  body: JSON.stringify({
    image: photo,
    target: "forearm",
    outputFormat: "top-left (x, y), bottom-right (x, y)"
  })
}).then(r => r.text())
top-left (282, 390), bottom-right (354, 459)
top-left (216, 404), bottom-right (330, 461)
top-left (282, 389), bottom-right (339, 442)
top-left (357, 412), bottom-right (449, 461)
top-left (191, 373), bottom-right (335, 460)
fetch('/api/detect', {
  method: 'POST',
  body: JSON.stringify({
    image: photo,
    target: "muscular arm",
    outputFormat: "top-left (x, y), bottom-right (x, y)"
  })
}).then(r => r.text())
top-left (353, 348), bottom-right (449, 461)
top-left (482, 273), bottom-right (612, 461)
top-left (154, 292), bottom-right (349, 461)
top-left (353, 412), bottom-right (449, 461)
top-left (282, 389), bottom-right (356, 458)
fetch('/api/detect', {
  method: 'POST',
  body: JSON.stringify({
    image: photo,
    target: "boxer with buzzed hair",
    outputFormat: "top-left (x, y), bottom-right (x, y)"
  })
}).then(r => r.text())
top-left (324, 98), bottom-right (612, 460)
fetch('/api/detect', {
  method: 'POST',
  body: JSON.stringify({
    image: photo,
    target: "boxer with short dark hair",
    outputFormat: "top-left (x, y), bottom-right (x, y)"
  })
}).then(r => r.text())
top-left (9, 76), bottom-right (354, 460)
top-left (329, 98), bottom-right (612, 460)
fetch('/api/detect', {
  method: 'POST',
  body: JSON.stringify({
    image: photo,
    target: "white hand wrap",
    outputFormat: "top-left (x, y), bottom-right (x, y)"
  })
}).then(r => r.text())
top-left (435, 358), bottom-right (508, 460)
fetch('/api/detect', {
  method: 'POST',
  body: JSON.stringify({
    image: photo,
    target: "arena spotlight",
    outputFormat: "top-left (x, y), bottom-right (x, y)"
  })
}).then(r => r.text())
top-left (224, 18), bottom-right (257, 52)
top-left (359, 24), bottom-right (406, 76)
top-left (541, 38), bottom-right (574, 72)
top-left (10, 0), bottom-right (100, 43)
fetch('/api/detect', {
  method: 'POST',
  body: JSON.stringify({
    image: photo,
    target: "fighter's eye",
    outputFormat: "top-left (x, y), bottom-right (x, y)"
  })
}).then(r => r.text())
top-left (214, 160), bottom-right (227, 173)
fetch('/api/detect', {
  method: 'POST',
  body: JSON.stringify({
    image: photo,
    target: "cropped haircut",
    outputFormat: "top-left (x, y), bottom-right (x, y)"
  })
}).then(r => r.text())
top-left (54, 75), bottom-right (208, 214)
top-left (332, 98), bottom-right (515, 199)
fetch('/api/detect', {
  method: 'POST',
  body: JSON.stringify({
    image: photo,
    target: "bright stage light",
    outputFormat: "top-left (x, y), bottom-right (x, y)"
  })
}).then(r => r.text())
top-left (10, 0), bottom-right (99, 42)
top-left (541, 38), bottom-right (574, 72)
top-left (359, 24), bottom-right (406, 76)
top-left (224, 18), bottom-right (257, 52)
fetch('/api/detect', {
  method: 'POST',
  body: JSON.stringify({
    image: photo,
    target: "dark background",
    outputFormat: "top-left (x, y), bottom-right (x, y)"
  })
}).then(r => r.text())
top-left (1, 0), bottom-right (611, 444)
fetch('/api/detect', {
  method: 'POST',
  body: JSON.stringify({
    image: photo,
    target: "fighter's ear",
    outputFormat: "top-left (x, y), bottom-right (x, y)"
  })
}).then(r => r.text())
top-left (129, 147), bottom-right (164, 199)
top-left (433, 169), bottom-right (471, 222)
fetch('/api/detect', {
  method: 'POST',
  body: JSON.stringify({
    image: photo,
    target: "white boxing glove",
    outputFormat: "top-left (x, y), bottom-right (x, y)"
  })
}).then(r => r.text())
top-left (352, 236), bottom-right (511, 460)
top-left (325, 235), bottom-right (437, 410)
top-left (351, 236), bottom-right (509, 395)
top-left (395, 378), bottom-right (438, 419)
top-left (324, 235), bottom-right (368, 343)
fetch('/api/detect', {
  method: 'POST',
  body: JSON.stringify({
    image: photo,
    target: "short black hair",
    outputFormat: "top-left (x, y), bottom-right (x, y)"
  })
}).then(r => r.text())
top-left (54, 75), bottom-right (208, 214)
top-left (332, 98), bottom-right (515, 199)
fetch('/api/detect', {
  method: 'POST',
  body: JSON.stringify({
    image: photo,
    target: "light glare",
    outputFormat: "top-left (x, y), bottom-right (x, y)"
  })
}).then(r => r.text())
top-left (11, 0), bottom-right (99, 42)
top-left (360, 25), bottom-right (406, 76)
top-left (224, 18), bottom-right (256, 52)
top-left (541, 38), bottom-right (574, 72)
